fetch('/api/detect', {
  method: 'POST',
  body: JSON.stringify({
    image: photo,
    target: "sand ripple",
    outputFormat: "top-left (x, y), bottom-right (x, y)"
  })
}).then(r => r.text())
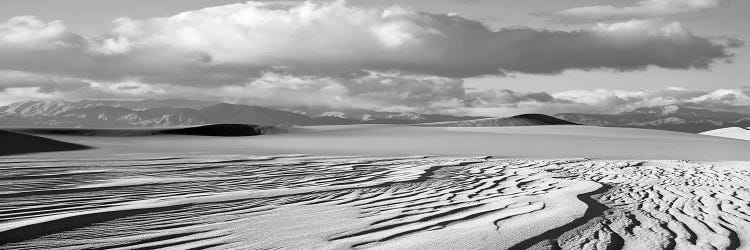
top-left (0, 155), bottom-right (749, 249)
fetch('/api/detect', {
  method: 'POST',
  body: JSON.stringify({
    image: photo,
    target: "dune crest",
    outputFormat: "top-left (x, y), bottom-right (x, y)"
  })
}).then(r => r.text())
top-left (417, 114), bottom-right (579, 127)
top-left (9, 124), bottom-right (286, 137)
top-left (0, 130), bottom-right (90, 156)
top-left (701, 127), bottom-right (750, 141)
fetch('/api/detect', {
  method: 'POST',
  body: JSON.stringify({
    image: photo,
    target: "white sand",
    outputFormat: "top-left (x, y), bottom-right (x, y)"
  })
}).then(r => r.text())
top-left (701, 127), bottom-right (750, 141)
top-left (1, 155), bottom-right (749, 249)
top-left (27, 124), bottom-right (750, 161)
top-left (2, 125), bottom-right (750, 249)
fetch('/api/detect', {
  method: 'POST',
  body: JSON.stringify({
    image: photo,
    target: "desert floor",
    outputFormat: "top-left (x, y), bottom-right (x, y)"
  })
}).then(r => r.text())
top-left (2, 125), bottom-right (750, 249)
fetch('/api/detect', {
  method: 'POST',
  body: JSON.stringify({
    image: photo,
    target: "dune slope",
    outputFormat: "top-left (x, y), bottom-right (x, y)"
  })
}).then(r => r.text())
top-left (418, 114), bottom-right (578, 127)
top-left (0, 130), bottom-right (90, 156)
top-left (8, 124), bottom-right (285, 137)
top-left (16, 125), bottom-right (750, 160)
top-left (700, 127), bottom-right (750, 141)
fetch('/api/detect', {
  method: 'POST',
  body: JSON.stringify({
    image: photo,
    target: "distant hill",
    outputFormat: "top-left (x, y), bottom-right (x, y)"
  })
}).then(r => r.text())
top-left (11, 124), bottom-right (285, 137)
top-left (555, 105), bottom-right (750, 133)
top-left (277, 106), bottom-right (486, 124)
top-left (9, 100), bottom-right (746, 133)
top-left (418, 114), bottom-right (578, 127)
top-left (199, 103), bottom-right (319, 126)
top-left (0, 99), bottom-right (218, 116)
top-left (0, 100), bottom-right (482, 128)
top-left (700, 127), bottom-right (750, 141)
top-left (0, 130), bottom-right (90, 156)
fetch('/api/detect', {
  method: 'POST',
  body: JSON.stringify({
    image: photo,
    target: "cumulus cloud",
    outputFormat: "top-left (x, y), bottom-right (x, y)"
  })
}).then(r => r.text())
top-left (552, 87), bottom-right (709, 114)
top-left (4, 72), bottom-right (750, 117)
top-left (540, 86), bottom-right (750, 116)
top-left (684, 87), bottom-right (750, 114)
top-left (0, 1), bottom-right (741, 85)
top-left (189, 72), bottom-right (470, 111)
top-left (0, 1), bottom-right (744, 115)
top-left (0, 16), bottom-right (84, 48)
top-left (547, 0), bottom-right (725, 22)
top-left (0, 70), bottom-right (89, 93)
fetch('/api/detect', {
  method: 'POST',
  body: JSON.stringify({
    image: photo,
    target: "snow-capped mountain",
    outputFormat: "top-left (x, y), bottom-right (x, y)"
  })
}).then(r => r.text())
top-left (555, 105), bottom-right (750, 133)
top-left (0, 100), bottom-right (484, 128)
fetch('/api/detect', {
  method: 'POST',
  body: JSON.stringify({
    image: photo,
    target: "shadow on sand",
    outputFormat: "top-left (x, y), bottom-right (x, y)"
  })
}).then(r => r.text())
top-left (9, 124), bottom-right (285, 137)
top-left (0, 130), bottom-right (92, 156)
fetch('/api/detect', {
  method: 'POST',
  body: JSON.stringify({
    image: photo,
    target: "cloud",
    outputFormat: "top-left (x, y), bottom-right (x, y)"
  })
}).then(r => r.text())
top-left (545, 86), bottom-right (750, 116)
top-left (0, 70), bottom-right (89, 93)
top-left (189, 72), bottom-right (470, 111)
top-left (0, 1), bottom-right (744, 116)
top-left (0, 1), bottom-right (741, 86)
top-left (552, 87), bottom-right (709, 114)
top-left (4, 72), bottom-right (750, 117)
top-left (684, 87), bottom-right (750, 113)
top-left (0, 16), bottom-right (84, 49)
top-left (546, 0), bottom-right (725, 22)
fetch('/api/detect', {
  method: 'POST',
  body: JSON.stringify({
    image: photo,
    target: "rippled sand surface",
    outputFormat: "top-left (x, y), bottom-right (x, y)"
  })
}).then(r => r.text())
top-left (2, 154), bottom-right (750, 249)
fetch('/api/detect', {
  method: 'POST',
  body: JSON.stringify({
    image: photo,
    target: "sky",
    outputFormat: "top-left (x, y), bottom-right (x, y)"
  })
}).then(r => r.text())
top-left (0, 0), bottom-right (748, 116)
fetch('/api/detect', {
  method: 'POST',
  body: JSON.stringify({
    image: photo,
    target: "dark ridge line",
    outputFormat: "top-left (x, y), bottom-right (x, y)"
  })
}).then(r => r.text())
top-left (0, 203), bottom-right (108, 220)
top-left (186, 242), bottom-right (229, 250)
top-left (0, 182), bottom-right (177, 199)
top-left (123, 158), bottom-right (255, 168)
top-left (0, 204), bottom-right (191, 246)
top-left (330, 203), bottom-right (482, 241)
top-left (356, 192), bottom-right (431, 210)
top-left (0, 157), bottom-right (185, 164)
top-left (0, 171), bottom-right (101, 180)
top-left (10, 124), bottom-right (286, 137)
top-left (508, 183), bottom-right (613, 250)
top-left (164, 165), bottom-right (229, 173)
top-left (0, 130), bottom-right (92, 156)
top-left (351, 204), bottom-right (520, 248)
top-left (87, 231), bottom-right (197, 250)
top-left (719, 220), bottom-right (740, 250)
top-left (109, 233), bottom-right (214, 250)
top-left (0, 158), bottom-right (486, 247)
top-left (146, 222), bottom-right (203, 231)
top-left (407, 160), bottom-right (487, 183)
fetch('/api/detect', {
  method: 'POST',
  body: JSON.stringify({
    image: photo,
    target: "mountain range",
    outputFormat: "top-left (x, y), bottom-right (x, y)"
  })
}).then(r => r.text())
top-left (0, 100), bottom-right (485, 128)
top-left (555, 105), bottom-right (750, 133)
top-left (2, 100), bottom-right (748, 133)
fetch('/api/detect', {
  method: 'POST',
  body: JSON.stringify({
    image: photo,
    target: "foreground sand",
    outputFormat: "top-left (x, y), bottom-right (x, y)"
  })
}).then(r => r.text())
top-left (2, 125), bottom-right (750, 249)
top-left (1, 154), bottom-right (749, 249)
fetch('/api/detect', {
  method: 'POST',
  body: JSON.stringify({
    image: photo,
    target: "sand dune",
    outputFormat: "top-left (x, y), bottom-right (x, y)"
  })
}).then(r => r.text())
top-left (701, 127), bottom-right (750, 141)
top-left (1, 155), bottom-right (749, 249)
top-left (7, 124), bottom-right (285, 137)
top-left (3, 125), bottom-right (750, 249)
top-left (0, 130), bottom-right (90, 156)
top-left (417, 114), bottom-right (578, 127)
top-left (26, 124), bottom-right (750, 161)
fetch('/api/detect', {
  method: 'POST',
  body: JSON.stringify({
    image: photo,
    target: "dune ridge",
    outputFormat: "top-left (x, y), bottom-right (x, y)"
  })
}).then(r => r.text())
top-left (0, 130), bottom-right (90, 156)
top-left (417, 114), bottom-right (579, 127)
top-left (7, 124), bottom-right (286, 137)
top-left (701, 127), bottom-right (750, 141)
